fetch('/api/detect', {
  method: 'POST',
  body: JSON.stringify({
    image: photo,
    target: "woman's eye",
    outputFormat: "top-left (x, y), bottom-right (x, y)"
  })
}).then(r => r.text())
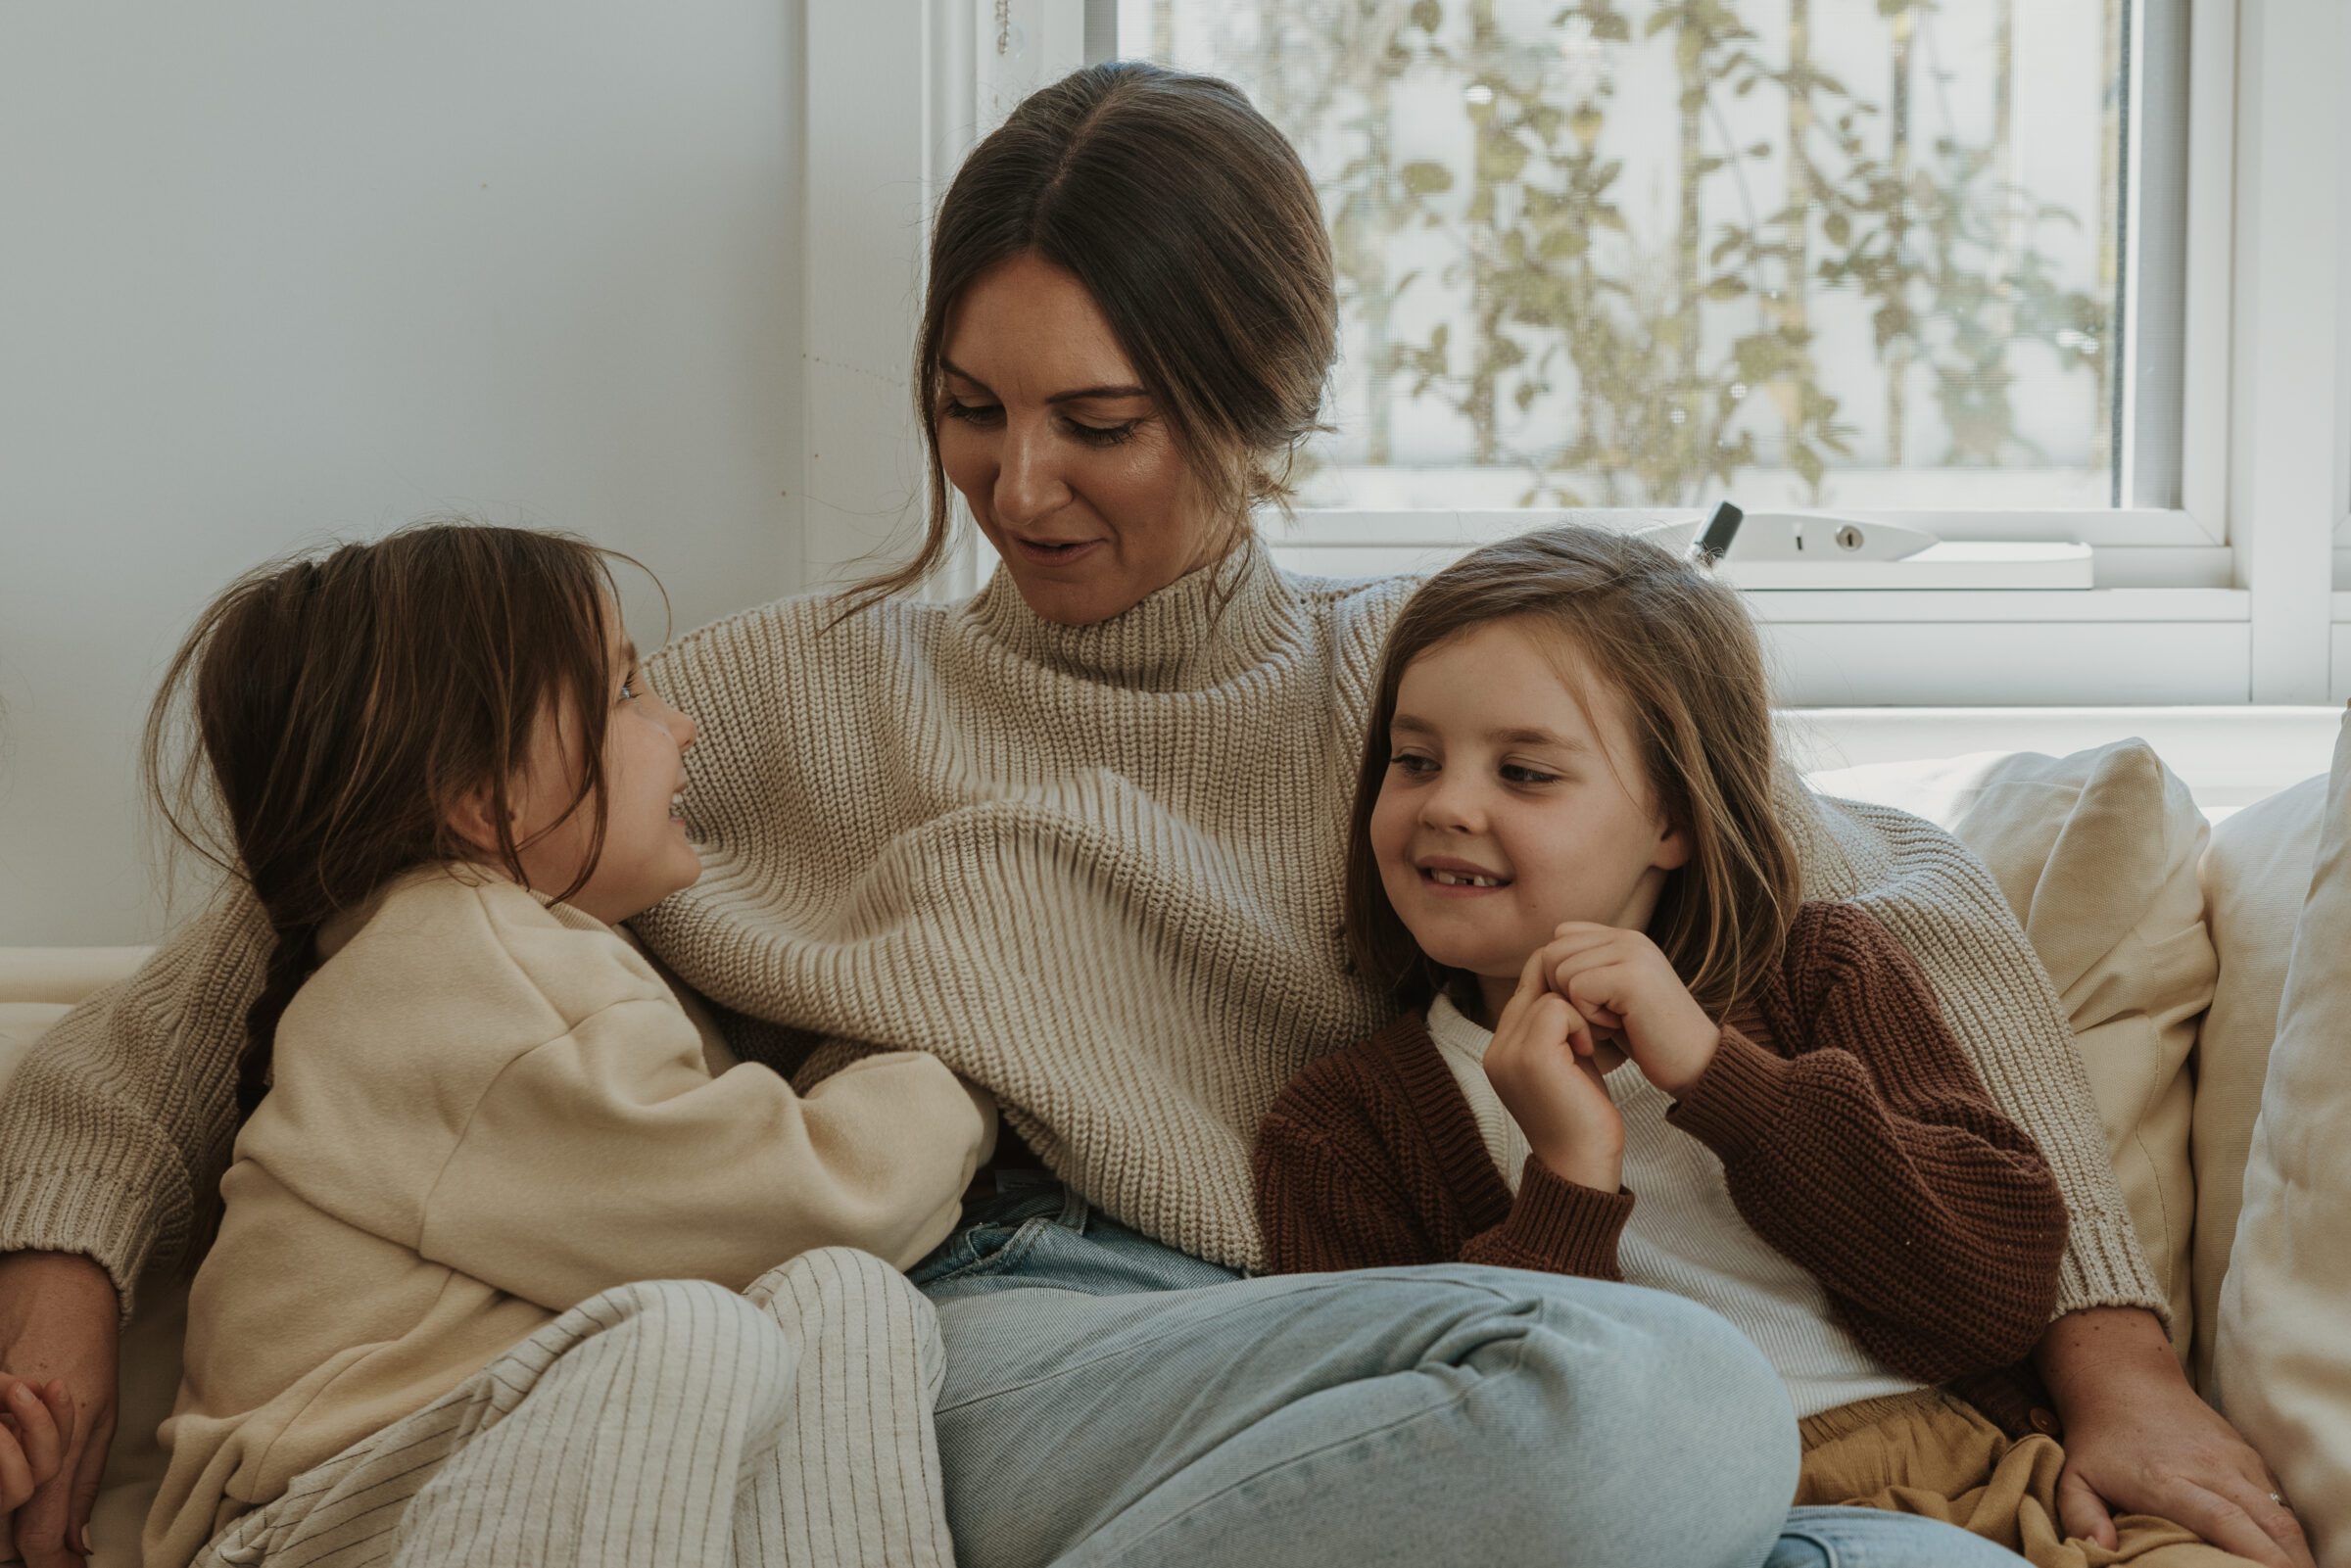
top-left (1066, 418), bottom-right (1140, 448)
top-left (618, 673), bottom-right (641, 702)
top-left (1501, 764), bottom-right (1559, 784)
top-left (939, 399), bottom-right (1003, 426)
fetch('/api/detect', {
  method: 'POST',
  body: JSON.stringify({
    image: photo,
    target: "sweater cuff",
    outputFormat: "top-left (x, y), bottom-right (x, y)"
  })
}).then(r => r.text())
top-left (0, 1161), bottom-right (183, 1326)
top-left (1501, 1158), bottom-right (1635, 1278)
top-left (1662, 1025), bottom-right (1796, 1157)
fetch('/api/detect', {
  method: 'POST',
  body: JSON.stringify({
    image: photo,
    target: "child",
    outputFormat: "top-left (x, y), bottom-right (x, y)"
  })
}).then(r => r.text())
top-left (1255, 525), bottom-right (2251, 1568)
top-left (140, 523), bottom-right (994, 1568)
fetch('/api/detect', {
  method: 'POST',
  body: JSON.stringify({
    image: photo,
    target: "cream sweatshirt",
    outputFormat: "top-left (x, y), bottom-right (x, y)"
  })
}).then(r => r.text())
top-left (0, 541), bottom-right (2163, 1322)
top-left (142, 864), bottom-right (994, 1568)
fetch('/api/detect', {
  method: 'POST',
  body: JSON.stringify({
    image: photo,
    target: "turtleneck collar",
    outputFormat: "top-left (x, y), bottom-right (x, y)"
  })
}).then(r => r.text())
top-left (965, 539), bottom-right (1303, 691)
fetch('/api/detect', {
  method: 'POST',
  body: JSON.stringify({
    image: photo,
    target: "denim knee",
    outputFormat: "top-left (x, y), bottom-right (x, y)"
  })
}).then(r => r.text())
top-left (1447, 1274), bottom-right (1798, 1568)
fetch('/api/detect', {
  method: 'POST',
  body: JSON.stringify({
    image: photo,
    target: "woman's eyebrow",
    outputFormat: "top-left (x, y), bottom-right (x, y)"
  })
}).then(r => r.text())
top-left (941, 357), bottom-right (1146, 403)
top-left (1046, 382), bottom-right (1149, 404)
top-left (939, 358), bottom-right (990, 391)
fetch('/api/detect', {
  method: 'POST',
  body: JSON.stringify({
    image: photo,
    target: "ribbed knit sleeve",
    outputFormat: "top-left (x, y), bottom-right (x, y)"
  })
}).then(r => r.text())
top-left (1668, 903), bottom-right (2069, 1384)
top-left (0, 884), bottom-right (267, 1320)
top-left (1252, 1025), bottom-right (1631, 1281)
top-left (1784, 777), bottom-right (2167, 1326)
top-left (1462, 1159), bottom-right (1633, 1280)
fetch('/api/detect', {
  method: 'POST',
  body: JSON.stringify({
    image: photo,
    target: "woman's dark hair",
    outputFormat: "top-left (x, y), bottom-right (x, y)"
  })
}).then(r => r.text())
top-left (843, 60), bottom-right (1337, 614)
top-left (144, 521), bottom-right (661, 1121)
top-left (1341, 526), bottom-right (1802, 1019)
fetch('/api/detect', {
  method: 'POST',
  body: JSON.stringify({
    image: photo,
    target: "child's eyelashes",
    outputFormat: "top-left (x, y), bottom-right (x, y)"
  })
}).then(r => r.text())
top-left (1385, 752), bottom-right (1560, 786)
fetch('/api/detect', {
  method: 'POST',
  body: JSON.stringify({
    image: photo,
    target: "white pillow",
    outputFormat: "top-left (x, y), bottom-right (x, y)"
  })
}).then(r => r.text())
top-left (2191, 773), bottom-right (2327, 1395)
top-left (2215, 712), bottom-right (2351, 1568)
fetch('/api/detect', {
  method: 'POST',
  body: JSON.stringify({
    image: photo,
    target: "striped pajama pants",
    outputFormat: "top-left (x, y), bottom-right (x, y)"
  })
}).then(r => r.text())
top-left (189, 1248), bottom-right (953, 1568)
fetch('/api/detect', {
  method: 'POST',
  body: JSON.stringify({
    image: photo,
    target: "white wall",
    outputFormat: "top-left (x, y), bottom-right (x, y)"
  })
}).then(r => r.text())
top-left (0, 2), bottom-right (808, 944)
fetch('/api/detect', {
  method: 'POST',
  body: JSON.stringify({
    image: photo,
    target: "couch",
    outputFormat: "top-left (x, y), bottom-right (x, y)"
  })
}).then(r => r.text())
top-left (1, 732), bottom-right (2345, 1568)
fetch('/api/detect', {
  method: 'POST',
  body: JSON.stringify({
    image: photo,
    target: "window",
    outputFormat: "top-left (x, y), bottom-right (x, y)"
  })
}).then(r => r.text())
top-left (1127, 0), bottom-right (2183, 523)
top-left (808, 0), bottom-right (2349, 703)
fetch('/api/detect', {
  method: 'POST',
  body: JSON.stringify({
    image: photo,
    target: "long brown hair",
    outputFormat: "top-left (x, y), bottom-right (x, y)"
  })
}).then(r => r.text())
top-left (841, 60), bottom-right (1336, 615)
top-left (1342, 525), bottom-right (1801, 1018)
top-left (144, 522), bottom-right (660, 1120)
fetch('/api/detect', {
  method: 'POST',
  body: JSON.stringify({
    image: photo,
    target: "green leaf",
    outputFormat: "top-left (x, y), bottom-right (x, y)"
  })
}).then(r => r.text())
top-left (1703, 275), bottom-right (1749, 301)
top-left (1411, 0), bottom-right (1442, 31)
top-left (1479, 135), bottom-right (1529, 184)
top-left (1401, 161), bottom-right (1455, 196)
top-left (1823, 211), bottom-right (1851, 247)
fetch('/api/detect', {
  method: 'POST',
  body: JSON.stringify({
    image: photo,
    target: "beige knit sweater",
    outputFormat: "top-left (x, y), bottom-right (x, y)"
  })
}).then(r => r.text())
top-left (0, 542), bottom-right (2162, 1320)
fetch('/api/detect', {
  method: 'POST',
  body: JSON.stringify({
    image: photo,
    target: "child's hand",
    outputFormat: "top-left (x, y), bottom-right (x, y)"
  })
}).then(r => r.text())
top-left (0, 1372), bottom-right (75, 1516)
top-left (1484, 946), bottom-right (1625, 1192)
top-left (1542, 923), bottom-right (1722, 1095)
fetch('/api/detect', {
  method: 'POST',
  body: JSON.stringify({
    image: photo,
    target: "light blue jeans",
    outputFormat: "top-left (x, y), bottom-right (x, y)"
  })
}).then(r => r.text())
top-left (915, 1173), bottom-right (2026, 1568)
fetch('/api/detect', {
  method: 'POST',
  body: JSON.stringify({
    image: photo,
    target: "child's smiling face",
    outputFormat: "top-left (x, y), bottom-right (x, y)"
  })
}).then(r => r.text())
top-left (465, 600), bottom-right (702, 927)
top-left (1370, 617), bottom-right (1690, 993)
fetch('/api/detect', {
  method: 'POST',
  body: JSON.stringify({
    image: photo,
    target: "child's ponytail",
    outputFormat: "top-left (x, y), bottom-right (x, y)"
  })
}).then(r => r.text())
top-left (143, 522), bottom-right (660, 1125)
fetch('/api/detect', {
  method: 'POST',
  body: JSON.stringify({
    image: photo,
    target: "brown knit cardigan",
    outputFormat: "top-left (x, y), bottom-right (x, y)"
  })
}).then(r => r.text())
top-left (1253, 901), bottom-right (2070, 1405)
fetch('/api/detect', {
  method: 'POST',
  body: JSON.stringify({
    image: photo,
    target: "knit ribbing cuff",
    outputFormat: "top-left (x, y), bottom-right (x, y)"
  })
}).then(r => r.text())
top-left (0, 1160), bottom-right (184, 1326)
top-left (1661, 1026), bottom-right (1794, 1155)
top-left (1498, 1158), bottom-right (1634, 1279)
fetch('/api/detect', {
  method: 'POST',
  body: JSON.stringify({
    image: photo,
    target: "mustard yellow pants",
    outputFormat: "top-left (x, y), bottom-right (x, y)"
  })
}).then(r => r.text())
top-left (1797, 1391), bottom-right (2259, 1568)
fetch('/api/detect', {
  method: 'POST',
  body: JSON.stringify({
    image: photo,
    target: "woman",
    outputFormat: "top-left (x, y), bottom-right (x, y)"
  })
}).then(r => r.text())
top-left (0, 62), bottom-right (2310, 1568)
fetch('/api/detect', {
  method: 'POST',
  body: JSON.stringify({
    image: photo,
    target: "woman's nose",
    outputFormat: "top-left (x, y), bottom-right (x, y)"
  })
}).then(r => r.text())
top-left (993, 416), bottom-right (1070, 529)
top-left (669, 705), bottom-right (697, 754)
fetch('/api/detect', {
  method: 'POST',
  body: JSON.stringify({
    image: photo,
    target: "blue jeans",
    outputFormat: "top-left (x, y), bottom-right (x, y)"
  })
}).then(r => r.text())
top-left (916, 1173), bottom-right (2024, 1567)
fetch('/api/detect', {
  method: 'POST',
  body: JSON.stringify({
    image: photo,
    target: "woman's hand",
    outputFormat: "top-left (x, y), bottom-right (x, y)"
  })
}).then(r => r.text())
top-left (1542, 923), bottom-right (1721, 1095)
top-left (2036, 1307), bottom-right (2315, 1568)
top-left (0, 1252), bottom-right (120, 1566)
top-left (1484, 944), bottom-right (1625, 1192)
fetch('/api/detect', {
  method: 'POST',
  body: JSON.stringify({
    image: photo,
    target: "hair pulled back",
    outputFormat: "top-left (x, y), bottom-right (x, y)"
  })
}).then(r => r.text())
top-left (144, 522), bottom-right (656, 1121)
top-left (848, 60), bottom-right (1336, 612)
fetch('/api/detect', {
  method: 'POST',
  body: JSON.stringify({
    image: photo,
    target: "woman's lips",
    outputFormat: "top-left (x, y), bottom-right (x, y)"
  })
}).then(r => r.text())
top-left (1012, 536), bottom-right (1105, 567)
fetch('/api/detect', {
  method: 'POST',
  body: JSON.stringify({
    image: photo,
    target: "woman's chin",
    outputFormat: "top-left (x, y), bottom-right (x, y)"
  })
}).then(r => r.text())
top-left (1012, 572), bottom-right (1137, 627)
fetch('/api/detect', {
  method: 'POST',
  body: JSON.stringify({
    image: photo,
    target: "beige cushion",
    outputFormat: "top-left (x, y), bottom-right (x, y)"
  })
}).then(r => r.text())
top-left (2191, 772), bottom-right (2327, 1396)
top-left (0, 952), bottom-right (172, 1568)
top-left (2215, 713), bottom-right (2351, 1568)
top-left (1808, 741), bottom-right (2214, 1356)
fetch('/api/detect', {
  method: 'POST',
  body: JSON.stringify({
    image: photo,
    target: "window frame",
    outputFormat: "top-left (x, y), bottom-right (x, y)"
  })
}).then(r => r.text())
top-left (804, 0), bottom-right (2351, 706)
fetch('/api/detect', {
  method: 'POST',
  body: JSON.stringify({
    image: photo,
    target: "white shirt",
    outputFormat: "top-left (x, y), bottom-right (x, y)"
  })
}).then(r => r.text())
top-left (1424, 993), bottom-right (1923, 1419)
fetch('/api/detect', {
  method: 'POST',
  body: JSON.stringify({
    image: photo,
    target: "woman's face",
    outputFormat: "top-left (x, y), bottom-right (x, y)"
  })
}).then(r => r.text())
top-left (936, 252), bottom-right (1227, 626)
